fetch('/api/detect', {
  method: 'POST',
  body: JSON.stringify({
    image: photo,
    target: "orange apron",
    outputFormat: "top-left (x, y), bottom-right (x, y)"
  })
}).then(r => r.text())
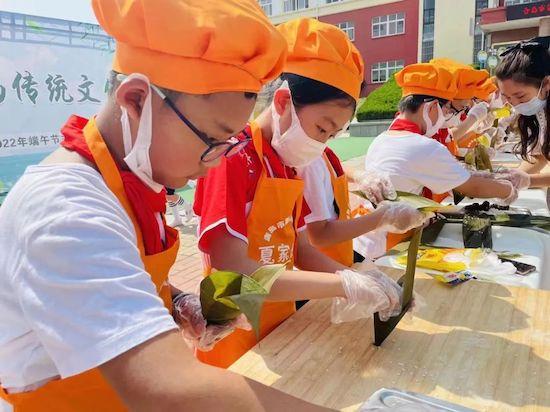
top-left (197, 122), bottom-right (302, 369)
top-left (458, 131), bottom-right (481, 149)
top-left (317, 154), bottom-right (353, 267)
top-left (0, 118), bottom-right (179, 411)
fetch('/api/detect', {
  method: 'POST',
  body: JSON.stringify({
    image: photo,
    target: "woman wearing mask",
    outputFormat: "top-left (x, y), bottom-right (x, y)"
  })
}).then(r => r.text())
top-left (192, 19), bottom-right (406, 369)
top-left (493, 38), bottom-right (550, 191)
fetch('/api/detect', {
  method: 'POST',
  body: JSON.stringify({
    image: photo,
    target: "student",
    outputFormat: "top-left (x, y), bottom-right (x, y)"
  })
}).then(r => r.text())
top-left (493, 38), bottom-right (550, 191)
top-left (193, 18), bottom-right (404, 368)
top-left (362, 63), bottom-right (517, 204)
top-left (0, 1), bottom-right (337, 410)
top-left (430, 59), bottom-right (492, 155)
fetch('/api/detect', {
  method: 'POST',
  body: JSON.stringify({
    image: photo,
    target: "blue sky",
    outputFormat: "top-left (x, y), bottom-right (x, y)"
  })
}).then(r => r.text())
top-left (0, 0), bottom-right (98, 23)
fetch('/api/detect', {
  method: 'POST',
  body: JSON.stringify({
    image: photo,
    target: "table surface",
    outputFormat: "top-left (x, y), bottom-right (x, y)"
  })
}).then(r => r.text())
top-left (229, 271), bottom-right (550, 411)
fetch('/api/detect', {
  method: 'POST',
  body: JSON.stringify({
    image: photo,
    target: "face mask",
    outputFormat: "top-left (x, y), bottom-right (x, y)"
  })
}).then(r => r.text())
top-left (119, 73), bottom-right (164, 193)
top-left (271, 82), bottom-right (326, 167)
top-left (513, 82), bottom-right (547, 116)
top-left (444, 113), bottom-right (461, 128)
top-left (422, 101), bottom-right (446, 137)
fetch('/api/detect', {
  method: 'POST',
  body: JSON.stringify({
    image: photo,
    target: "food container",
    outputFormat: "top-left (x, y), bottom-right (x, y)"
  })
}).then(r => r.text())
top-left (361, 388), bottom-right (476, 411)
top-left (462, 213), bottom-right (492, 249)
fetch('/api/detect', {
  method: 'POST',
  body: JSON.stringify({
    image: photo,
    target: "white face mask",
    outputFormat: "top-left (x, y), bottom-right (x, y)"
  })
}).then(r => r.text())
top-left (444, 113), bottom-right (461, 128)
top-left (119, 73), bottom-right (164, 193)
top-left (423, 101), bottom-right (446, 137)
top-left (513, 82), bottom-right (548, 117)
top-left (271, 82), bottom-right (326, 167)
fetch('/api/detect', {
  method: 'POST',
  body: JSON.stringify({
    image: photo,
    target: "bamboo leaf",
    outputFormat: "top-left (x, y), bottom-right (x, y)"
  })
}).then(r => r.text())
top-left (394, 191), bottom-right (450, 212)
top-left (250, 264), bottom-right (286, 292)
top-left (199, 265), bottom-right (285, 338)
top-left (352, 189), bottom-right (451, 212)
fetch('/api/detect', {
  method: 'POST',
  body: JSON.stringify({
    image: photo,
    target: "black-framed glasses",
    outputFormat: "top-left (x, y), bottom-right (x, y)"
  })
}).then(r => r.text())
top-left (449, 103), bottom-right (467, 116)
top-left (151, 85), bottom-right (250, 163)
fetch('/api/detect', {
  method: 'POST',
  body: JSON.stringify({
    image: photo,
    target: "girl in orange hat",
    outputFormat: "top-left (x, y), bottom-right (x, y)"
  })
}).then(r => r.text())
top-left (193, 19), bottom-right (407, 368)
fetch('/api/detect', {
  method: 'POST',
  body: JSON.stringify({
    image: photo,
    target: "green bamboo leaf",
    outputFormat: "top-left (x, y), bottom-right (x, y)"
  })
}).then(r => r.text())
top-left (351, 190), bottom-right (450, 212)
top-left (199, 266), bottom-right (285, 337)
top-left (250, 264), bottom-right (286, 292)
top-left (200, 271), bottom-right (242, 324)
top-left (394, 191), bottom-right (449, 212)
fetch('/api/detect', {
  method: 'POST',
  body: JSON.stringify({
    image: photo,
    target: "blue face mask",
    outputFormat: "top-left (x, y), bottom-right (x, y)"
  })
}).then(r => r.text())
top-left (514, 82), bottom-right (548, 116)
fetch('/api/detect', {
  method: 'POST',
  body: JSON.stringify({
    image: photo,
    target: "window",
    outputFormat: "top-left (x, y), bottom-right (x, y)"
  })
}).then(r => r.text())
top-left (505, 0), bottom-right (538, 5)
top-left (259, 0), bottom-right (272, 16)
top-left (473, 0), bottom-right (488, 65)
top-left (421, 0), bottom-right (435, 62)
top-left (372, 12), bottom-right (405, 38)
top-left (283, 0), bottom-right (309, 12)
top-left (336, 21), bottom-right (355, 41)
top-left (371, 60), bottom-right (404, 83)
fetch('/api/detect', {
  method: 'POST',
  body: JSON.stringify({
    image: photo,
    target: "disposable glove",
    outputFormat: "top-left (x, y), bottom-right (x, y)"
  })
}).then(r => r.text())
top-left (332, 268), bottom-right (403, 323)
top-left (172, 293), bottom-right (252, 351)
top-left (374, 201), bottom-right (432, 234)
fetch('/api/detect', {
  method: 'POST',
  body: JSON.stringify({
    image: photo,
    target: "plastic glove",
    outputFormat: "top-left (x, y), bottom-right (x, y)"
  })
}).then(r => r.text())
top-left (172, 293), bottom-right (252, 351)
top-left (469, 169), bottom-right (493, 178)
top-left (467, 102), bottom-right (489, 121)
top-left (352, 169), bottom-right (397, 205)
top-left (494, 180), bottom-right (518, 206)
top-left (374, 201), bottom-right (432, 234)
top-left (331, 269), bottom-right (403, 324)
top-left (495, 168), bottom-right (531, 191)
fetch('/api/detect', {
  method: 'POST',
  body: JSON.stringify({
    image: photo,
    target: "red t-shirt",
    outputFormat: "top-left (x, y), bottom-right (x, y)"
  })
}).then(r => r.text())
top-left (193, 125), bottom-right (310, 252)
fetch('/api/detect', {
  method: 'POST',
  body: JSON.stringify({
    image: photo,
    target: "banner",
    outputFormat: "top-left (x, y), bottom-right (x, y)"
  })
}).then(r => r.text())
top-left (0, 11), bottom-right (113, 157)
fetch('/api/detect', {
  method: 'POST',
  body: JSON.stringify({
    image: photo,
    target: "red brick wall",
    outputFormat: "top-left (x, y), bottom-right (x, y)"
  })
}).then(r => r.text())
top-left (319, 0), bottom-right (419, 96)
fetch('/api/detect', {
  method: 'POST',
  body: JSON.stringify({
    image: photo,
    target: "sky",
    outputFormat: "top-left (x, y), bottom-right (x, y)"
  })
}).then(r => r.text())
top-left (0, 0), bottom-right (98, 23)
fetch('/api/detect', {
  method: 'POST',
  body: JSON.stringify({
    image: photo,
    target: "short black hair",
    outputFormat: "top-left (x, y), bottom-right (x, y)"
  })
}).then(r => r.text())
top-left (282, 73), bottom-right (364, 110)
top-left (398, 94), bottom-right (449, 114)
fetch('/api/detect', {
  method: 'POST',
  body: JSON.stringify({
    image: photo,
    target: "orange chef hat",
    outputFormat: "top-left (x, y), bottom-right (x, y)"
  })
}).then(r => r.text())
top-left (276, 18), bottom-right (365, 101)
top-left (430, 58), bottom-right (489, 100)
top-left (395, 63), bottom-right (457, 101)
top-left (475, 76), bottom-right (498, 101)
top-left (92, 0), bottom-right (287, 94)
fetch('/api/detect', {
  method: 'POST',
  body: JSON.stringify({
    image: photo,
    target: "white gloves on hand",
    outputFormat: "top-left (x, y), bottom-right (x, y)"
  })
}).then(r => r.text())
top-left (352, 169), bottom-right (397, 205)
top-left (496, 180), bottom-right (519, 206)
top-left (467, 102), bottom-right (489, 121)
top-left (172, 293), bottom-right (251, 351)
top-left (374, 201), bottom-right (432, 234)
top-left (332, 268), bottom-right (403, 323)
top-left (495, 168), bottom-right (531, 191)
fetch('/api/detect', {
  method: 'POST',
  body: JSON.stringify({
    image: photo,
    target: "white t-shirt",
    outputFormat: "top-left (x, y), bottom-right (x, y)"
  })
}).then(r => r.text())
top-left (354, 131), bottom-right (470, 260)
top-left (0, 164), bottom-right (177, 404)
top-left (364, 131), bottom-right (470, 195)
top-left (296, 156), bottom-right (338, 224)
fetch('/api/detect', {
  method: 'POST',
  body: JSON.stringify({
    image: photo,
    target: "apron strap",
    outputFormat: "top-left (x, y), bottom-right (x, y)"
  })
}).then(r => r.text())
top-left (322, 153), bottom-right (339, 182)
top-left (83, 118), bottom-right (146, 253)
top-left (250, 122), bottom-right (271, 177)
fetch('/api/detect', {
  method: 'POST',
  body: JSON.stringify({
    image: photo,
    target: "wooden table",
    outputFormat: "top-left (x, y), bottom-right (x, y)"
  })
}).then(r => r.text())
top-left (230, 271), bottom-right (550, 411)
